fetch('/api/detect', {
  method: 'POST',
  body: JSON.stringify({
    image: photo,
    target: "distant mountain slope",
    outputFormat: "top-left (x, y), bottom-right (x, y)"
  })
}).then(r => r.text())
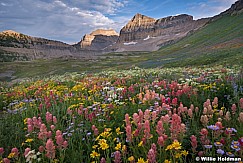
top-left (138, 8), bottom-right (243, 67)
top-left (0, 30), bottom-right (77, 61)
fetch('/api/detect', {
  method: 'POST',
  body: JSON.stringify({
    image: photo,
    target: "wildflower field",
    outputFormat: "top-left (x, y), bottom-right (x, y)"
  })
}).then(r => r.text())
top-left (0, 65), bottom-right (243, 163)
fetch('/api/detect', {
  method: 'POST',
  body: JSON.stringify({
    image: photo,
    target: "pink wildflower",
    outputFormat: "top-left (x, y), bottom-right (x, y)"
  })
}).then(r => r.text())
top-left (56, 135), bottom-right (64, 149)
top-left (0, 147), bottom-right (4, 155)
top-left (238, 112), bottom-right (243, 123)
top-left (39, 146), bottom-right (45, 153)
top-left (46, 112), bottom-right (53, 123)
top-left (160, 114), bottom-right (170, 124)
top-left (157, 136), bottom-right (164, 146)
top-left (144, 109), bottom-right (150, 120)
top-left (190, 135), bottom-right (197, 152)
top-left (53, 116), bottom-right (57, 124)
top-left (133, 113), bottom-right (139, 126)
top-left (188, 109), bottom-right (193, 118)
top-left (151, 111), bottom-right (157, 123)
top-left (27, 125), bottom-right (34, 133)
top-left (126, 125), bottom-right (132, 142)
top-left (170, 114), bottom-right (182, 140)
top-left (11, 147), bottom-right (19, 157)
top-left (156, 120), bottom-right (164, 136)
top-left (3, 158), bottom-right (10, 163)
top-left (100, 157), bottom-right (106, 163)
top-left (231, 104), bottom-right (236, 114)
top-left (125, 114), bottom-right (131, 126)
top-left (63, 141), bottom-right (68, 149)
top-left (240, 98), bottom-right (243, 109)
top-left (138, 110), bottom-right (144, 123)
top-left (147, 148), bottom-right (156, 163)
top-left (24, 148), bottom-right (31, 157)
top-left (114, 151), bottom-right (121, 163)
top-left (144, 120), bottom-right (152, 139)
top-left (45, 139), bottom-right (55, 159)
top-left (50, 125), bottom-right (55, 131)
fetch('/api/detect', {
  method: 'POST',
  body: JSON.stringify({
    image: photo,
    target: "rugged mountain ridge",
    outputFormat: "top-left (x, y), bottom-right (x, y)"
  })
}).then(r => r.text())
top-left (0, 30), bottom-right (78, 61)
top-left (111, 14), bottom-right (209, 51)
top-left (75, 29), bottom-right (119, 50)
top-left (211, 0), bottom-right (243, 21)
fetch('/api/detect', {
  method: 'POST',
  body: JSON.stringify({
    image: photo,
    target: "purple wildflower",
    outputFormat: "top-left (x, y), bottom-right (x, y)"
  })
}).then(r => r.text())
top-left (231, 140), bottom-right (240, 146)
top-left (207, 125), bottom-right (219, 130)
top-left (226, 152), bottom-right (234, 157)
top-left (226, 128), bottom-right (237, 133)
top-left (217, 149), bottom-right (225, 155)
top-left (214, 141), bottom-right (223, 147)
top-left (204, 145), bottom-right (213, 149)
top-left (231, 145), bottom-right (240, 152)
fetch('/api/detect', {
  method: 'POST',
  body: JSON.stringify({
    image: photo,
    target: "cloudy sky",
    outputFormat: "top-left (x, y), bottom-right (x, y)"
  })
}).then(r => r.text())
top-left (0, 0), bottom-right (238, 44)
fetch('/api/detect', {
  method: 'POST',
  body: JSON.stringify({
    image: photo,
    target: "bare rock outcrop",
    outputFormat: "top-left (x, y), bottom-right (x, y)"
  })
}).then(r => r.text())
top-left (77, 29), bottom-right (119, 50)
top-left (117, 13), bottom-right (208, 44)
top-left (0, 30), bottom-right (78, 61)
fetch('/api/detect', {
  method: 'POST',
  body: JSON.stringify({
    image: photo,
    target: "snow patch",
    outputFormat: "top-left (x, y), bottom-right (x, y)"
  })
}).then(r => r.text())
top-left (123, 41), bottom-right (137, 45)
top-left (143, 35), bottom-right (150, 41)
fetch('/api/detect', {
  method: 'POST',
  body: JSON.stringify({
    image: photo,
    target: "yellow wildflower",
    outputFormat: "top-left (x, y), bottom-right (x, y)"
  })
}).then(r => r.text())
top-left (128, 156), bottom-right (135, 161)
top-left (172, 140), bottom-right (182, 150)
top-left (8, 152), bottom-right (15, 159)
top-left (110, 111), bottom-right (114, 114)
top-left (95, 135), bottom-right (100, 141)
top-left (90, 151), bottom-right (100, 158)
top-left (116, 127), bottom-right (123, 135)
top-left (165, 145), bottom-right (173, 151)
top-left (138, 141), bottom-right (143, 147)
top-left (100, 131), bottom-right (109, 138)
top-left (98, 139), bottom-right (107, 145)
top-left (92, 145), bottom-right (98, 149)
top-left (25, 138), bottom-right (33, 143)
top-left (24, 118), bottom-right (28, 125)
top-left (122, 145), bottom-right (126, 152)
top-left (164, 160), bottom-right (171, 163)
top-left (115, 143), bottom-right (122, 150)
top-left (100, 142), bottom-right (109, 150)
top-left (137, 157), bottom-right (148, 163)
top-left (181, 150), bottom-right (189, 156)
top-left (105, 128), bottom-right (112, 132)
top-left (53, 159), bottom-right (59, 163)
top-left (175, 153), bottom-right (182, 158)
top-left (100, 131), bottom-right (112, 138)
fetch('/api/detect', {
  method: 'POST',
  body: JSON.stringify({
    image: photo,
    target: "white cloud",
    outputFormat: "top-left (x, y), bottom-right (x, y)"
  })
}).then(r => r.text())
top-left (0, 0), bottom-right (128, 43)
top-left (187, 0), bottom-right (238, 19)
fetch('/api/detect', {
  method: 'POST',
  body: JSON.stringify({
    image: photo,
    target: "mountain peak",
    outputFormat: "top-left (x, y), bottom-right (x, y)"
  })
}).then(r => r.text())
top-left (90, 29), bottom-right (119, 36)
top-left (227, 0), bottom-right (243, 14)
top-left (131, 13), bottom-right (155, 21)
top-left (1, 30), bottom-right (21, 36)
top-left (210, 0), bottom-right (243, 22)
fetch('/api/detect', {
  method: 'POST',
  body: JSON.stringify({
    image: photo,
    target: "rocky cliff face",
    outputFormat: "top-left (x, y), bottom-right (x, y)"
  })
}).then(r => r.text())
top-left (118, 13), bottom-right (156, 42)
top-left (0, 30), bottom-right (79, 61)
top-left (118, 14), bottom-right (208, 44)
top-left (77, 29), bottom-right (119, 50)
